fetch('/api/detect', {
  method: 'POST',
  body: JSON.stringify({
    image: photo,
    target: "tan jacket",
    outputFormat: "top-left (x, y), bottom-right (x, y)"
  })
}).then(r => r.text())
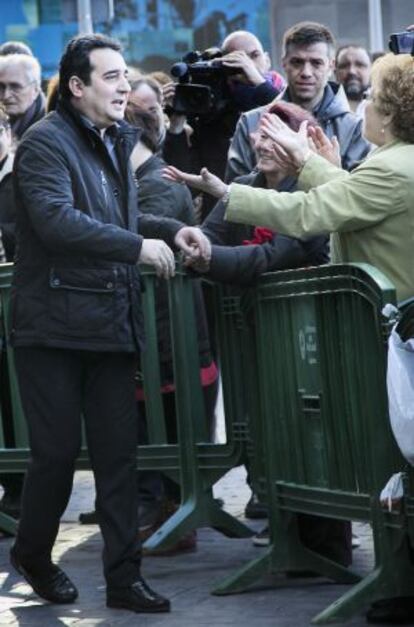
top-left (226, 140), bottom-right (414, 301)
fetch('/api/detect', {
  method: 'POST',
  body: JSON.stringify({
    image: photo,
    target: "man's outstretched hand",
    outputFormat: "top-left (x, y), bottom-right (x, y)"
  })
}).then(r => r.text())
top-left (174, 226), bottom-right (211, 263)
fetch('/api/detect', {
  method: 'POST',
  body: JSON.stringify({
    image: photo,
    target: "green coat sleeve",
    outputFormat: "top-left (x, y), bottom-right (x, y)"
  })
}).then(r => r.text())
top-left (298, 154), bottom-right (349, 191)
top-left (225, 154), bottom-right (406, 239)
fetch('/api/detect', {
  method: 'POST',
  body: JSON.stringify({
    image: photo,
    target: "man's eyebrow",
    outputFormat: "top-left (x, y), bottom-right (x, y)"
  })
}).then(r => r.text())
top-left (102, 68), bottom-right (123, 77)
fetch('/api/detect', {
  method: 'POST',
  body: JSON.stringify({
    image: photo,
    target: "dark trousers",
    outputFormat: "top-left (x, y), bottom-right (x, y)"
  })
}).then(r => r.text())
top-left (14, 347), bottom-right (141, 587)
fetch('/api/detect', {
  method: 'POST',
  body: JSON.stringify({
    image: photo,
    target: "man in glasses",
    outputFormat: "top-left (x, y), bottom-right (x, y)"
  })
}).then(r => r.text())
top-left (0, 53), bottom-right (45, 140)
top-left (0, 53), bottom-right (45, 522)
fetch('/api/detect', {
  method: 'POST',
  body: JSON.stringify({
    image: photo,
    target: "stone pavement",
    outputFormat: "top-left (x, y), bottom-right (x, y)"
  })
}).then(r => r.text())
top-left (0, 463), bottom-right (386, 627)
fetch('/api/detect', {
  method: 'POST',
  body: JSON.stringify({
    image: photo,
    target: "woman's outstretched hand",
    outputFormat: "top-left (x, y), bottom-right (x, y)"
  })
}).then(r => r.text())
top-left (162, 165), bottom-right (228, 199)
top-left (308, 126), bottom-right (342, 167)
top-left (259, 113), bottom-right (312, 171)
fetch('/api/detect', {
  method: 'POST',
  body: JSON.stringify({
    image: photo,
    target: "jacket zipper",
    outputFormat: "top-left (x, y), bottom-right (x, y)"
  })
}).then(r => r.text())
top-left (100, 170), bottom-right (108, 206)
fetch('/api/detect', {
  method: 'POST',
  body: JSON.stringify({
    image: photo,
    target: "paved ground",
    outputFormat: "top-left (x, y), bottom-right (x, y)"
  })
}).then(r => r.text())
top-left (0, 390), bottom-right (399, 627)
top-left (0, 463), bottom-right (384, 627)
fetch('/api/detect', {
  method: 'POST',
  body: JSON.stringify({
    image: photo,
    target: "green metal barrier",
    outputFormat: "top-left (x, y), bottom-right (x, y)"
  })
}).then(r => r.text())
top-left (213, 285), bottom-right (267, 507)
top-left (0, 263), bottom-right (253, 546)
top-left (213, 263), bottom-right (414, 623)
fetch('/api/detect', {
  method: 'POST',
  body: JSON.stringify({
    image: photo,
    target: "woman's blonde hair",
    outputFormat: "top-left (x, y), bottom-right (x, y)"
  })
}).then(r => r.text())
top-left (371, 53), bottom-right (414, 143)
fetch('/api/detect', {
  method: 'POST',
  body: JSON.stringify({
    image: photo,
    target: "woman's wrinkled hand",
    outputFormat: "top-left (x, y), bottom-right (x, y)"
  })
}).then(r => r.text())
top-left (308, 126), bottom-right (342, 168)
top-left (162, 165), bottom-right (228, 198)
top-left (259, 113), bottom-right (312, 171)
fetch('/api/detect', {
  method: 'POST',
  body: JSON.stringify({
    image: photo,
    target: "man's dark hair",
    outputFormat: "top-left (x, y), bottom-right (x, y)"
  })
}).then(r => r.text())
top-left (282, 21), bottom-right (336, 58)
top-left (0, 41), bottom-right (33, 56)
top-left (59, 33), bottom-right (122, 101)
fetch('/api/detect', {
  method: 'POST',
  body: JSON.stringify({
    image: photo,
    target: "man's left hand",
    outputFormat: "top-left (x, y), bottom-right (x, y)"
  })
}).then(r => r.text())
top-left (174, 226), bottom-right (211, 262)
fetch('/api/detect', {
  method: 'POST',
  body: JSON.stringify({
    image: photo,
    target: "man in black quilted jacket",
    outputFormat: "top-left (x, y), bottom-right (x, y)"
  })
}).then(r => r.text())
top-left (8, 33), bottom-right (209, 614)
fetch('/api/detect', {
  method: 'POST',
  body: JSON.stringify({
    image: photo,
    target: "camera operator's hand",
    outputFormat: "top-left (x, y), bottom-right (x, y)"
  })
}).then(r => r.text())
top-left (162, 81), bottom-right (176, 108)
top-left (221, 50), bottom-right (265, 86)
top-left (162, 81), bottom-right (187, 134)
top-left (138, 239), bottom-right (175, 279)
top-left (163, 165), bottom-right (228, 198)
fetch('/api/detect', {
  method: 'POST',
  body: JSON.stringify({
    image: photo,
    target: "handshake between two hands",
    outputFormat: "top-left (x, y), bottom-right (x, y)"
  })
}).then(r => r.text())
top-left (138, 227), bottom-right (212, 280)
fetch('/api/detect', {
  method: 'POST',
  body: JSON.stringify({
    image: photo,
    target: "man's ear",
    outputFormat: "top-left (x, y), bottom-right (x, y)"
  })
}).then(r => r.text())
top-left (263, 51), bottom-right (271, 72)
top-left (68, 75), bottom-right (84, 98)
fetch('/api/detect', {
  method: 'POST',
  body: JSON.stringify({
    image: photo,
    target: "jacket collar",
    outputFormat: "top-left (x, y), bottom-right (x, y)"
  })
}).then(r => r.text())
top-left (134, 153), bottom-right (166, 180)
top-left (10, 92), bottom-right (46, 140)
top-left (283, 81), bottom-right (351, 121)
top-left (56, 98), bottom-right (140, 155)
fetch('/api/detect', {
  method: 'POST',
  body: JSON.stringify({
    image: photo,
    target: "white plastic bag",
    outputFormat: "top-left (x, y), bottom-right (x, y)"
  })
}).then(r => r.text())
top-left (380, 472), bottom-right (404, 511)
top-left (387, 325), bottom-right (414, 466)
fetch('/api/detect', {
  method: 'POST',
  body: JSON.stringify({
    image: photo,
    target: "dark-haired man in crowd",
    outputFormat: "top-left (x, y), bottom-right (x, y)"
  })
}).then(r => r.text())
top-left (335, 44), bottom-right (371, 117)
top-left (225, 20), bottom-right (369, 563)
top-left (0, 53), bottom-right (45, 140)
top-left (8, 33), bottom-right (209, 614)
top-left (226, 21), bottom-right (371, 181)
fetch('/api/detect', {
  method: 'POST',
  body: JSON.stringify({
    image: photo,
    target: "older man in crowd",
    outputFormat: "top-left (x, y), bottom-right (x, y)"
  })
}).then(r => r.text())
top-left (0, 53), bottom-right (45, 140)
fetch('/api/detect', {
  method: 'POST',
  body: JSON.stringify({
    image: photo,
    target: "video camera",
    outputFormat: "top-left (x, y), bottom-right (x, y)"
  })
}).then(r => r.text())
top-left (170, 48), bottom-right (239, 118)
top-left (389, 31), bottom-right (414, 55)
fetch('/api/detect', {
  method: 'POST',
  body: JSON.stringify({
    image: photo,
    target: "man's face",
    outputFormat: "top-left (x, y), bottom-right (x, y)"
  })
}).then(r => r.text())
top-left (71, 48), bottom-right (130, 128)
top-left (336, 47), bottom-right (371, 100)
top-left (282, 42), bottom-right (334, 108)
top-left (0, 63), bottom-right (39, 117)
top-left (130, 83), bottom-right (164, 129)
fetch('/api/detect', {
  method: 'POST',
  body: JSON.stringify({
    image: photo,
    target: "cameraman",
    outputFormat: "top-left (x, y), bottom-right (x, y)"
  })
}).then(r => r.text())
top-left (162, 31), bottom-right (285, 220)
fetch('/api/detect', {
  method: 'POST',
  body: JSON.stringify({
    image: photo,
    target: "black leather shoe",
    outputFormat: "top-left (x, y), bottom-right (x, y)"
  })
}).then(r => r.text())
top-left (10, 546), bottom-right (78, 604)
top-left (366, 597), bottom-right (414, 624)
top-left (107, 578), bottom-right (171, 613)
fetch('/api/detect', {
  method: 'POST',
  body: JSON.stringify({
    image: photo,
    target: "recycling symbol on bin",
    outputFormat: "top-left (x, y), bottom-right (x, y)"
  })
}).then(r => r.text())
top-left (298, 326), bottom-right (317, 364)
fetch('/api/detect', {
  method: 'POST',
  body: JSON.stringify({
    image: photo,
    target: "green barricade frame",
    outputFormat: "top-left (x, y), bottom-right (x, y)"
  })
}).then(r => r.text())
top-left (213, 263), bottom-right (414, 624)
top-left (213, 284), bottom-right (267, 508)
top-left (0, 262), bottom-right (253, 546)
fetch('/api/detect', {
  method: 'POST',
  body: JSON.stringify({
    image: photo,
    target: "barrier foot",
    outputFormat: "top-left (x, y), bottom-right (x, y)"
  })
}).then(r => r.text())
top-left (143, 501), bottom-right (197, 551)
top-left (311, 567), bottom-right (383, 624)
top-left (211, 546), bottom-right (273, 595)
top-left (0, 510), bottom-right (17, 535)
top-left (293, 546), bottom-right (361, 585)
top-left (209, 501), bottom-right (254, 538)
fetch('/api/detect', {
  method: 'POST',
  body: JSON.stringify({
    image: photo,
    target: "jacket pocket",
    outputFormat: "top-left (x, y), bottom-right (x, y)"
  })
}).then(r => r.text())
top-left (48, 267), bottom-right (117, 337)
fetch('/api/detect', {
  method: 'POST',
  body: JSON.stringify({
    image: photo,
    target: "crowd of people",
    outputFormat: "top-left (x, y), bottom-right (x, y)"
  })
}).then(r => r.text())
top-left (0, 17), bottom-right (412, 624)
